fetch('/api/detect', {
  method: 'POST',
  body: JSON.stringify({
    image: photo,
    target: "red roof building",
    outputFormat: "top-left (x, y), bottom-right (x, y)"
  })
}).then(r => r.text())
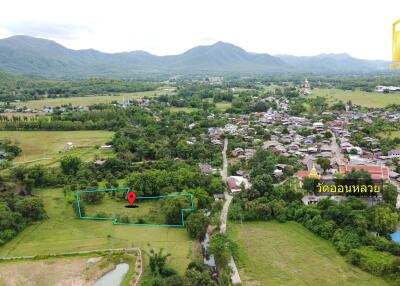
top-left (227, 177), bottom-right (241, 192)
top-left (295, 170), bottom-right (311, 179)
top-left (327, 120), bottom-right (344, 127)
top-left (338, 165), bottom-right (389, 181)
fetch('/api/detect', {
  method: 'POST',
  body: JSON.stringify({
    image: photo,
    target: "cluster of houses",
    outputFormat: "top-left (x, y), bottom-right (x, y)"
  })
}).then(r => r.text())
top-left (2, 105), bottom-right (88, 114)
top-left (203, 95), bottom-right (400, 206)
top-left (375, 85), bottom-right (400, 93)
top-left (2, 96), bottom-right (151, 115)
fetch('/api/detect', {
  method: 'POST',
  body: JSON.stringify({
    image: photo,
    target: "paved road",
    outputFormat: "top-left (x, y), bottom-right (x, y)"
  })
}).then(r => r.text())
top-left (220, 138), bottom-right (231, 234)
top-left (220, 138), bottom-right (228, 181)
top-left (219, 138), bottom-right (241, 284)
top-left (331, 132), bottom-right (343, 164)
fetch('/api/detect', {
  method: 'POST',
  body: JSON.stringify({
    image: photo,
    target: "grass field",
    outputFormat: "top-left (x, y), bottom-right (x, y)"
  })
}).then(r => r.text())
top-left (215, 102), bottom-right (232, 111)
top-left (378, 131), bottom-right (400, 140)
top-left (0, 188), bottom-right (194, 274)
top-left (83, 193), bottom-right (192, 226)
top-left (0, 251), bottom-right (138, 286)
top-left (308, 88), bottom-right (400, 108)
top-left (229, 221), bottom-right (391, 286)
top-left (0, 131), bottom-right (114, 166)
top-left (14, 90), bottom-right (166, 109)
top-left (168, 102), bottom-right (231, 112)
top-left (168, 107), bottom-right (199, 113)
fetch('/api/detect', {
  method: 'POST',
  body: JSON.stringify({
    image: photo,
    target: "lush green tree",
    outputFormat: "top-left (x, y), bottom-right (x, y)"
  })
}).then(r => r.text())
top-left (182, 261), bottom-right (213, 286)
top-left (163, 197), bottom-right (185, 225)
top-left (185, 211), bottom-right (210, 240)
top-left (324, 131), bottom-right (333, 139)
top-left (317, 157), bottom-right (331, 174)
top-left (183, 269), bottom-right (214, 286)
top-left (81, 192), bottom-right (104, 204)
top-left (369, 206), bottom-right (399, 236)
top-left (164, 275), bottom-right (184, 286)
top-left (190, 188), bottom-right (213, 209)
top-left (303, 177), bottom-right (318, 192)
top-left (147, 248), bottom-right (171, 276)
top-left (60, 155), bottom-right (81, 175)
top-left (209, 233), bottom-right (232, 269)
top-left (383, 184), bottom-right (398, 207)
top-left (208, 177), bottom-right (225, 194)
top-left (251, 174), bottom-right (273, 196)
top-left (14, 197), bottom-right (47, 221)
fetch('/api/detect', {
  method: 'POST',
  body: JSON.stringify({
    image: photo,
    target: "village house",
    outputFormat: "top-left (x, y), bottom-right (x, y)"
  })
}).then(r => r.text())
top-left (208, 127), bottom-right (222, 138)
top-left (232, 147), bottom-right (244, 157)
top-left (338, 165), bottom-right (390, 182)
top-left (388, 149), bottom-right (400, 158)
top-left (199, 163), bottom-right (215, 174)
top-left (227, 176), bottom-right (251, 193)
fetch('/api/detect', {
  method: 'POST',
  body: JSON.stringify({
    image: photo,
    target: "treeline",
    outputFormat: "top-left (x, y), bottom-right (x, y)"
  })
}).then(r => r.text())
top-left (0, 181), bottom-right (47, 245)
top-left (0, 139), bottom-right (21, 161)
top-left (9, 156), bottom-right (225, 198)
top-left (112, 109), bottom-right (225, 165)
top-left (0, 106), bottom-right (149, 131)
top-left (127, 166), bottom-right (225, 197)
top-left (157, 84), bottom-right (234, 110)
top-left (142, 252), bottom-right (216, 286)
top-left (0, 72), bottom-right (157, 102)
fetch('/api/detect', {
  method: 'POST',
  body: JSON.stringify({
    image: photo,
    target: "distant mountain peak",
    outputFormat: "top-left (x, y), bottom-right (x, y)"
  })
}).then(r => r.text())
top-left (0, 35), bottom-right (390, 78)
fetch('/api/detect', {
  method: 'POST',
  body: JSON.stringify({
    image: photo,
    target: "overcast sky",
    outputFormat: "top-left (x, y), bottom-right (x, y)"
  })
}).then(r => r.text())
top-left (0, 0), bottom-right (399, 60)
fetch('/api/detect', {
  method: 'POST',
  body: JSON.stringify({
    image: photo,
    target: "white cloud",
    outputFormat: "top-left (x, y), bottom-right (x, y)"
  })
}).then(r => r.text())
top-left (1, 22), bottom-right (93, 40)
top-left (0, 0), bottom-right (399, 60)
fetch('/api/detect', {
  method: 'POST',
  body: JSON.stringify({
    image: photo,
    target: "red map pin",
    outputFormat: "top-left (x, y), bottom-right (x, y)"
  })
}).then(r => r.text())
top-left (127, 191), bottom-right (137, 206)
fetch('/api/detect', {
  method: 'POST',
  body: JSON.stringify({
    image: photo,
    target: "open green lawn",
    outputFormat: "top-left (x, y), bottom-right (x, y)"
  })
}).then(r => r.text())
top-left (0, 188), bottom-right (194, 274)
top-left (0, 131), bottom-right (114, 166)
top-left (263, 84), bottom-right (281, 92)
top-left (308, 88), bottom-right (400, 108)
top-left (229, 221), bottom-right (391, 286)
top-left (215, 102), bottom-right (232, 111)
top-left (168, 107), bottom-right (199, 113)
top-left (377, 131), bottom-right (400, 148)
top-left (84, 193), bottom-right (191, 225)
top-left (15, 90), bottom-right (169, 109)
top-left (378, 131), bottom-right (400, 140)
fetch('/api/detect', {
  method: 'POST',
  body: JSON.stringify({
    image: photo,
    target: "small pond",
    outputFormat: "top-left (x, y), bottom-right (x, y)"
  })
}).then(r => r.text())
top-left (391, 231), bottom-right (400, 244)
top-left (93, 263), bottom-right (129, 286)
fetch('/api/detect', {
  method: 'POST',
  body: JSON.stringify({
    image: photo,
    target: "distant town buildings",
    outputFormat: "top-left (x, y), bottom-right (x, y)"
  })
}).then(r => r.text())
top-left (375, 85), bottom-right (400, 92)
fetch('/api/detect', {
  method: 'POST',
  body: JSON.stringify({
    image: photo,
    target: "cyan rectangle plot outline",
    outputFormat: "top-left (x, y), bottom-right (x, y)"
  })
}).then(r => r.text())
top-left (75, 188), bottom-right (194, 227)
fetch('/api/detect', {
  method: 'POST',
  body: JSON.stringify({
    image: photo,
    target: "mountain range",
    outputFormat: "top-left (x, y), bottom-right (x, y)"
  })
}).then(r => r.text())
top-left (0, 35), bottom-right (391, 78)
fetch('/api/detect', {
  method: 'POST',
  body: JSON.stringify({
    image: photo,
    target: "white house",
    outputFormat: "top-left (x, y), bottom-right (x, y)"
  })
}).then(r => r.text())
top-left (66, 142), bottom-right (73, 150)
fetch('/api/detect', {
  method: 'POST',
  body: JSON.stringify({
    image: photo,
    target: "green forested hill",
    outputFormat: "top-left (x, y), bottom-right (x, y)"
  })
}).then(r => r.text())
top-left (0, 35), bottom-right (391, 78)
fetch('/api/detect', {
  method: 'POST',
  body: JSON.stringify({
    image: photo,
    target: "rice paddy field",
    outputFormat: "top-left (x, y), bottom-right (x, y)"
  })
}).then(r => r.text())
top-left (0, 130), bottom-right (114, 167)
top-left (14, 90), bottom-right (171, 109)
top-left (229, 221), bottom-right (391, 286)
top-left (0, 188), bottom-right (195, 275)
top-left (308, 88), bottom-right (400, 108)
